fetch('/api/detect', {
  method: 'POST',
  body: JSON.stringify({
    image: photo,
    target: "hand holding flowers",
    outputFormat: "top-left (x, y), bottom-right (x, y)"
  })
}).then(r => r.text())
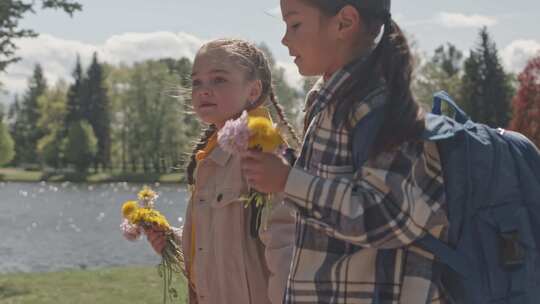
top-left (120, 186), bottom-right (185, 304)
top-left (218, 110), bottom-right (290, 231)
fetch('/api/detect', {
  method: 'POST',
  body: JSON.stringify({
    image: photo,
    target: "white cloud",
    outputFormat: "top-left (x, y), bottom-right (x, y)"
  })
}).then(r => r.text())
top-left (502, 39), bottom-right (540, 73)
top-left (437, 12), bottom-right (498, 28)
top-left (0, 32), bottom-right (205, 95)
top-left (100, 32), bottom-right (203, 64)
top-left (402, 12), bottom-right (498, 29)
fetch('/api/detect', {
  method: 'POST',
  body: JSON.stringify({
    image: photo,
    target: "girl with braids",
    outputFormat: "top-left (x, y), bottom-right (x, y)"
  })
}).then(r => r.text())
top-left (242, 0), bottom-right (449, 303)
top-left (146, 38), bottom-right (298, 304)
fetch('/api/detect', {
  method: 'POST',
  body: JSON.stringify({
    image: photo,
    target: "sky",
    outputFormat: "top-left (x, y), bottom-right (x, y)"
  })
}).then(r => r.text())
top-left (1, 0), bottom-right (539, 104)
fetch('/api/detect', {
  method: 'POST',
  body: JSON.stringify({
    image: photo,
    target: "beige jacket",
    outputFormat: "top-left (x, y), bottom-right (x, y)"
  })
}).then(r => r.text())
top-left (181, 145), bottom-right (295, 304)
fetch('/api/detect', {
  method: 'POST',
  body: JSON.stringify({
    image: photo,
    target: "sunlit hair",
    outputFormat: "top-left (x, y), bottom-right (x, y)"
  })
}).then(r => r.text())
top-left (186, 39), bottom-right (301, 185)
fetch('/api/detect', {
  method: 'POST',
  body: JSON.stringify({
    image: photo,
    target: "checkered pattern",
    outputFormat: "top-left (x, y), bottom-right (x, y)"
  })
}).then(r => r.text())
top-left (283, 58), bottom-right (449, 304)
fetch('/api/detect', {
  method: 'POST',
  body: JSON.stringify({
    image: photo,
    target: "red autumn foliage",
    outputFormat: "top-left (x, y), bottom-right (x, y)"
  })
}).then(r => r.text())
top-left (510, 55), bottom-right (540, 148)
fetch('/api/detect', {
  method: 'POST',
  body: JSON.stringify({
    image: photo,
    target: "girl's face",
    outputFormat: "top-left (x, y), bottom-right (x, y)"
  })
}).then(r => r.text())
top-left (191, 47), bottom-right (262, 128)
top-left (280, 0), bottom-right (340, 76)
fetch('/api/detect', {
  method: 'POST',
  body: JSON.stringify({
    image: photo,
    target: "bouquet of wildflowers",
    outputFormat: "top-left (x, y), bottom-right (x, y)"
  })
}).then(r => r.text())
top-left (217, 110), bottom-right (286, 230)
top-left (121, 186), bottom-right (185, 304)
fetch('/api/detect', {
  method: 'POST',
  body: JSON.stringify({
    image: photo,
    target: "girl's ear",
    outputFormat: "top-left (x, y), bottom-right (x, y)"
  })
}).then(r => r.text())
top-left (336, 5), bottom-right (361, 39)
top-left (248, 79), bottom-right (264, 105)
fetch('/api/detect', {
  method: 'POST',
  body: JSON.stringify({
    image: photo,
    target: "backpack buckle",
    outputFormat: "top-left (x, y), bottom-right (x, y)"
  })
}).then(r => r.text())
top-left (499, 231), bottom-right (525, 269)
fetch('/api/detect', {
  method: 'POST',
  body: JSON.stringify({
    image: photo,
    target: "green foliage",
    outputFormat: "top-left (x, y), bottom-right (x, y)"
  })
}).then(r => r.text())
top-left (3, 47), bottom-right (303, 174)
top-left (0, 0), bottom-right (82, 73)
top-left (64, 120), bottom-right (97, 172)
top-left (37, 81), bottom-right (68, 168)
top-left (65, 56), bottom-right (85, 125)
top-left (460, 27), bottom-right (515, 128)
top-left (413, 43), bottom-right (463, 108)
top-left (106, 60), bottom-right (189, 173)
top-left (0, 120), bottom-right (15, 165)
top-left (9, 64), bottom-right (47, 165)
top-left (84, 53), bottom-right (111, 169)
top-left (433, 43), bottom-right (463, 77)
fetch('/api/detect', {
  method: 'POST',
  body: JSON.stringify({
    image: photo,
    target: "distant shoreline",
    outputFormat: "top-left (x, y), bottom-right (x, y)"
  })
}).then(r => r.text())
top-left (0, 168), bottom-right (184, 184)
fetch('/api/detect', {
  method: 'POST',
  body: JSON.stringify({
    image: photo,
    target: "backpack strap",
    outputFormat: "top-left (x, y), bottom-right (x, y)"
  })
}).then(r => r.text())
top-left (416, 91), bottom-right (475, 279)
top-left (416, 234), bottom-right (471, 278)
top-left (432, 91), bottom-right (470, 124)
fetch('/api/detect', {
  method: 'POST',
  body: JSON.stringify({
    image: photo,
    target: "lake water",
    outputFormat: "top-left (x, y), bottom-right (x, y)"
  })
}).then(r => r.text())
top-left (0, 182), bottom-right (187, 273)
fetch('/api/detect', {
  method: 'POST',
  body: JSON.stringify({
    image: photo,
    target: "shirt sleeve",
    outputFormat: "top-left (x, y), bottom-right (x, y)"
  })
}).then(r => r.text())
top-left (259, 194), bottom-right (296, 304)
top-left (284, 140), bottom-right (448, 249)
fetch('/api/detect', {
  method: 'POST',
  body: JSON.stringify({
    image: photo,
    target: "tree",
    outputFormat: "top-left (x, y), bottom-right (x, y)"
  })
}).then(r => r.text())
top-left (433, 43), bottom-right (463, 77)
top-left (0, 0), bottom-right (82, 74)
top-left (64, 120), bottom-right (97, 172)
top-left (510, 55), bottom-right (540, 148)
top-left (103, 62), bottom-right (132, 171)
top-left (36, 81), bottom-right (68, 168)
top-left (64, 56), bottom-right (85, 127)
top-left (10, 64), bottom-right (47, 165)
top-left (460, 27), bottom-right (514, 128)
top-left (85, 53), bottom-right (111, 170)
top-left (413, 43), bottom-right (463, 107)
top-left (0, 116), bottom-right (15, 166)
top-left (102, 60), bottom-right (190, 173)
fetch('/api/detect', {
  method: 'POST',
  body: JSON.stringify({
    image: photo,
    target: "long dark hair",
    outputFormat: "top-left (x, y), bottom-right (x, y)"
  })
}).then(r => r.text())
top-left (185, 39), bottom-right (301, 186)
top-left (303, 0), bottom-right (424, 155)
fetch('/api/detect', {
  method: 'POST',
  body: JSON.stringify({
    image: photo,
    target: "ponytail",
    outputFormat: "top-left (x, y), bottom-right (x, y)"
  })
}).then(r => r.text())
top-left (332, 14), bottom-right (423, 155)
top-left (370, 18), bottom-right (424, 154)
top-left (301, 1), bottom-right (424, 155)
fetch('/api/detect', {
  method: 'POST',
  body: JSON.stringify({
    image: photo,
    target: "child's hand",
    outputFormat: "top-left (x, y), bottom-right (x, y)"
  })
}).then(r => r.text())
top-left (145, 227), bottom-right (167, 255)
top-left (241, 150), bottom-right (291, 194)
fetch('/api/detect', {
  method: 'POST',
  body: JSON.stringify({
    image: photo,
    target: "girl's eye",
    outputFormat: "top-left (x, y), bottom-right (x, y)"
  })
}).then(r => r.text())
top-left (291, 23), bottom-right (301, 30)
top-left (212, 77), bottom-right (227, 84)
top-left (192, 79), bottom-right (201, 87)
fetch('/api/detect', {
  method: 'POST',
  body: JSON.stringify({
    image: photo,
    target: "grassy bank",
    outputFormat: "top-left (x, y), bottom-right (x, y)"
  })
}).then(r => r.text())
top-left (0, 266), bottom-right (187, 304)
top-left (0, 168), bottom-right (183, 184)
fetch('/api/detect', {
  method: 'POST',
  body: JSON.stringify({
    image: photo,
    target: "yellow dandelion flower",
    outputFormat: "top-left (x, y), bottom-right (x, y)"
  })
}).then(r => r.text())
top-left (248, 117), bottom-right (284, 153)
top-left (130, 207), bottom-right (150, 224)
top-left (138, 186), bottom-right (158, 202)
top-left (121, 201), bottom-right (139, 219)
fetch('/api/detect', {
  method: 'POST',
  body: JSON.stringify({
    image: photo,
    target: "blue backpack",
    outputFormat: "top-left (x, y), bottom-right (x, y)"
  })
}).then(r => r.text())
top-left (418, 91), bottom-right (540, 304)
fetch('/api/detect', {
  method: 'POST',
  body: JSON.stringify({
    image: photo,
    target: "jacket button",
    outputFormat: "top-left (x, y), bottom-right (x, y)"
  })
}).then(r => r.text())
top-left (217, 193), bottom-right (223, 202)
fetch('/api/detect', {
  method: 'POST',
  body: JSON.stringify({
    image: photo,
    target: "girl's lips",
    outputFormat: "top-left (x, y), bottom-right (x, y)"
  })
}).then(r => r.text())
top-left (198, 103), bottom-right (217, 109)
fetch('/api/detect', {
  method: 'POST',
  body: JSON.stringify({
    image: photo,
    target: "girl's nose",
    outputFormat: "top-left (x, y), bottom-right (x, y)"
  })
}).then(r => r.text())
top-left (281, 33), bottom-right (289, 47)
top-left (198, 85), bottom-right (212, 97)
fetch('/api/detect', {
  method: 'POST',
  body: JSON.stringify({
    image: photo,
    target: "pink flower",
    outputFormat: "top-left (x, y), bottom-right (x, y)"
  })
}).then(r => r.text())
top-left (218, 111), bottom-right (250, 154)
top-left (120, 219), bottom-right (142, 241)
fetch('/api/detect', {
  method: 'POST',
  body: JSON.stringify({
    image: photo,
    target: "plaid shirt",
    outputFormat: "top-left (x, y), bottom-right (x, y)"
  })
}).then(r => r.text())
top-left (283, 58), bottom-right (449, 304)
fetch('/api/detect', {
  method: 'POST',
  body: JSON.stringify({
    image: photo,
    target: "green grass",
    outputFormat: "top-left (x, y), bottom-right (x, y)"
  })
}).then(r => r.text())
top-left (0, 168), bottom-right (183, 184)
top-left (0, 168), bottom-right (43, 182)
top-left (0, 266), bottom-right (187, 304)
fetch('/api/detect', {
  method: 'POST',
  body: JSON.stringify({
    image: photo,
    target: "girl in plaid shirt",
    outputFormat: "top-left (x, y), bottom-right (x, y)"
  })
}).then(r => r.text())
top-left (242, 0), bottom-right (449, 303)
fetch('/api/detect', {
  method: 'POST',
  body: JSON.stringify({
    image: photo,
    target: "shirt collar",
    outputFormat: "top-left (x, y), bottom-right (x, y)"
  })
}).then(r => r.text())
top-left (303, 55), bottom-right (371, 117)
